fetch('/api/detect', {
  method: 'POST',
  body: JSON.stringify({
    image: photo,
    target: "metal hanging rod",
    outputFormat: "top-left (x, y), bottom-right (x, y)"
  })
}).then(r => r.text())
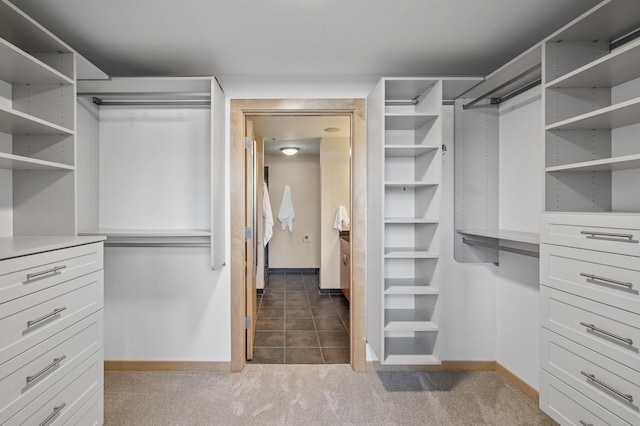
top-left (462, 237), bottom-right (539, 258)
top-left (490, 79), bottom-right (541, 105)
top-left (463, 64), bottom-right (541, 110)
top-left (91, 97), bottom-right (210, 107)
top-left (385, 97), bottom-right (420, 106)
top-left (104, 242), bottom-right (210, 248)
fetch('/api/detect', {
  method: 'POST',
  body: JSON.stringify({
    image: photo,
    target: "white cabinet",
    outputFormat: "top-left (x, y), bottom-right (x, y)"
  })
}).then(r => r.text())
top-left (540, 2), bottom-right (640, 424)
top-left (0, 239), bottom-right (104, 425)
top-left (367, 78), bottom-right (442, 364)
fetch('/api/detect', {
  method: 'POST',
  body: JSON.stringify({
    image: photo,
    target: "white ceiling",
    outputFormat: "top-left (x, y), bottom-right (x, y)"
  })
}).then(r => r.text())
top-left (11, 0), bottom-right (599, 79)
top-left (252, 115), bottom-right (350, 155)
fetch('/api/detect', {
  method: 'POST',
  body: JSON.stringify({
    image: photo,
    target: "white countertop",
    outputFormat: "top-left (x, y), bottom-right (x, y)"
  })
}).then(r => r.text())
top-left (0, 236), bottom-right (106, 260)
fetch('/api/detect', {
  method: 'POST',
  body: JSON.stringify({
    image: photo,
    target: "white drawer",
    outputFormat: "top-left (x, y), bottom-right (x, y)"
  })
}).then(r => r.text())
top-left (541, 244), bottom-right (640, 314)
top-left (5, 349), bottom-right (103, 426)
top-left (0, 312), bottom-right (102, 425)
top-left (541, 286), bottom-right (640, 372)
top-left (0, 243), bottom-right (103, 305)
top-left (64, 387), bottom-right (103, 426)
top-left (541, 214), bottom-right (640, 257)
top-left (540, 369), bottom-right (631, 426)
top-left (541, 328), bottom-right (640, 425)
top-left (0, 272), bottom-right (103, 365)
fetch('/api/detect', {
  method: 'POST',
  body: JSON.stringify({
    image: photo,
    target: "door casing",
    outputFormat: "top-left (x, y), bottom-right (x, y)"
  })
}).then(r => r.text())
top-left (230, 98), bottom-right (367, 371)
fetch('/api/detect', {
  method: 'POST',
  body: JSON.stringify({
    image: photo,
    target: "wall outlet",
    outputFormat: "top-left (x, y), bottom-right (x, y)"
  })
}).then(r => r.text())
top-left (303, 234), bottom-right (311, 243)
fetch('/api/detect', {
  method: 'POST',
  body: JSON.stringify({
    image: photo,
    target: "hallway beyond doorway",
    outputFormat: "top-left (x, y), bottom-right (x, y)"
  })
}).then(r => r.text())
top-left (250, 272), bottom-right (350, 364)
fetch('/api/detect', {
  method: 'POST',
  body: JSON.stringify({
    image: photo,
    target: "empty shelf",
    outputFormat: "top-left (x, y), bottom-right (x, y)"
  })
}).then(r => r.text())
top-left (79, 228), bottom-right (211, 237)
top-left (385, 309), bottom-right (438, 332)
top-left (385, 218), bottom-right (439, 224)
top-left (385, 181), bottom-right (438, 188)
top-left (0, 106), bottom-right (74, 135)
top-left (546, 97), bottom-right (640, 130)
top-left (385, 114), bottom-right (437, 130)
top-left (457, 229), bottom-right (539, 244)
top-left (546, 38), bottom-right (640, 89)
top-left (0, 152), bottom-right (74, 171)
top-left (384, 248), bottom-right (438, 259)
top-left (385, 279), bottom-right (439, 295)
top-left (546, 154), bottom-right (640, 172)
top-left (0, 38), bottom-right (73, 85)
top-left (383, 354), bottom-right (441, 365)
top-left (384, 145), bottom-right (438, 157)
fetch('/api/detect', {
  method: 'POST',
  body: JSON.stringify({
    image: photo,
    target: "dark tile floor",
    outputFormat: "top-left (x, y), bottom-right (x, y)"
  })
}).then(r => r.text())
top-left (250, 272), bottom-right (350, 364)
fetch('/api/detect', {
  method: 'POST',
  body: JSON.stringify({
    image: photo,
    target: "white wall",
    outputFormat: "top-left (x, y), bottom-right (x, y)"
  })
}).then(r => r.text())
top-left (0, 81), bottom-right (13, 237)
top-left (495, 87), bottom-right (542, 389)
top-left (320, 137), bottom-right (350, 289)
top-left (265, 154), bottom-right (321, 269)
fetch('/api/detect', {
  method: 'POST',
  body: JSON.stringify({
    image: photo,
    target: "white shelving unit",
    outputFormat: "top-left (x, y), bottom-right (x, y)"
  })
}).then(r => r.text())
top-left (368, 77), bottom-right (443, 365)
top-left (76, 77), bottom-right (226, 269)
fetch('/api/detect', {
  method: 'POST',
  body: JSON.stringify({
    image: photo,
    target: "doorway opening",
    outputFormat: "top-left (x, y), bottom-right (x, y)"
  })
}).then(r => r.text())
top-left (248, 115), bottom-right (352, 364)
top-left (230, 99), bottom-right (366, 372)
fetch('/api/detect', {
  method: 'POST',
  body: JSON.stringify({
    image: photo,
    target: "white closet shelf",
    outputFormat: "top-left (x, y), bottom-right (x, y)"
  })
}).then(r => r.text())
top-left (384, 218), bottom-right (439, 224)
top-left (384, 279), bottom-right (439, 295)
top-left (385, 79), bottom-right (438, 100)
top-left (384, 249), bottom-right (438, 259)
top-left (0, 105), bottom-right (74, 135)
top-left (384, 309), bottom-right (438, 332)
top-left (546, 97), bottom-right (640, 130)
top-left (384, 145), bottom-right (439, 157)
top-left (456, 229), bottom-right (539, 245)
top-left (545, 38), bottom-right (640, 89)
top-left (384, 336), bottom-right (440, 365)
top-left (384, 114), bottom-right (437, 130)
top-left (0, 152), bottom-right (74, 171)
top-left (78, 229), bottom-right (211, 237)
top-left (0, 38), bottom-right (74, 85)
top-left (546, 154), bottom-right (640, 173)
top-left (385, 181), bottom-right (438, 188)
top-left (384, 353), bottom-right (440, 365)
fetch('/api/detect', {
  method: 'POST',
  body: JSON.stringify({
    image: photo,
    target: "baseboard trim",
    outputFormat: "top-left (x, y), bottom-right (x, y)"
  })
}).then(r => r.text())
top-left (496, 362), bottom-right (539, 404)
top-left (104, 361), bottom-right (231, 372)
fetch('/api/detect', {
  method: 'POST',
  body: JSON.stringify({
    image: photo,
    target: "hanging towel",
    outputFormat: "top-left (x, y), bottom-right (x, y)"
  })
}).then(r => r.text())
top-left (277, 185), bottom-right (295, 232)
top-left (333, 205), bottom-right (350, 231)
top-left (263, 181), bottom-right (274, 246)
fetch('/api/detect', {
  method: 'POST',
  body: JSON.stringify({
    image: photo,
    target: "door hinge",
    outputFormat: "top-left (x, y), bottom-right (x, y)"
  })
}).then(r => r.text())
top-left (245, 137), bottom-right (252, 149)
top-left (245, 227), bottom-right (252, 239)
top-left (245, 316), bottom-right (252, 329)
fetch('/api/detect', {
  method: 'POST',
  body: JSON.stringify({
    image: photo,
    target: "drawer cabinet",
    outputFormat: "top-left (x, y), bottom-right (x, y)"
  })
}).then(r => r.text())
top-left (0, 240), bottom-right (104, 426)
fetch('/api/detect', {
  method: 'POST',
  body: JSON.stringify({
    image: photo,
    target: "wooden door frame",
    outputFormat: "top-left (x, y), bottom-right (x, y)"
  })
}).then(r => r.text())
top-left (230, 99), bottom-right (366, 372)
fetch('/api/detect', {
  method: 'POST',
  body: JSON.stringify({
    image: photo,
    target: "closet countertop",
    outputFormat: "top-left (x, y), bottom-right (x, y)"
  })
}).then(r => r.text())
top-left (0, 236), bottom-right (106, 260)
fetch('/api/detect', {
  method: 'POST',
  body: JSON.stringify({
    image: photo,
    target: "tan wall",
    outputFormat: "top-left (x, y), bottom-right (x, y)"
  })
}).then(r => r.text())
top-left (264, 154), bottom-right (320, 268)
top-left (320, 137), bottom-right (351, 289)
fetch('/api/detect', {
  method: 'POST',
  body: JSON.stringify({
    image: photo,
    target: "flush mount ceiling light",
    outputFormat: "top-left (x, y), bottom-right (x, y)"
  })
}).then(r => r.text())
top-left (280, 147), bottom-right (299, 156)
top-left (324, 127), bottom-right (341, 133)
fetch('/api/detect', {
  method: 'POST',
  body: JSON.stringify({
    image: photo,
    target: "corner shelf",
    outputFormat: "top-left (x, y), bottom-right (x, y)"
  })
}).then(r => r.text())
top-left (546, 97), bottom-right (640, 130)
top-left (0, 105), bottom-right (74, 135)
top-left (456, 229), bottom-right (539, 245)
top-left (0, 152), bottom-right (74, 171)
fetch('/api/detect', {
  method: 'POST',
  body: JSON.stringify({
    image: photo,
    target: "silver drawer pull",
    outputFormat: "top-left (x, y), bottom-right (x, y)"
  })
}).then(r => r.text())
top-left (580, 273), bottom-right (633, 289)
top-left (580, 231), bottom-right (634, 241)
top-left (39, 403), bottom-right (66, 426)
top-left (579, 421), bottom-right (593, 426)
top-left (26, 355), bottom-right (66, 384)
top-left (581, 371), bottom-right (634, 402)
top-left (27, 307), bottom-right (66, 328)
top-left (26, 265), bottom-right (66, 281)
top-left (580, 321), bottom-right (633, 345)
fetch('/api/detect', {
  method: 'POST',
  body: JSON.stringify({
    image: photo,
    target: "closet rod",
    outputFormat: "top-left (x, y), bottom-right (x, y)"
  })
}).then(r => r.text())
top-left (104, 243), bottom-right (210, 248)
top-left (462, 237), bottom-right (539, 258)
top-left (491, 78), bottom-right (541, 105)
top-left (463, 64), bottom-right (541, 110)
top-left (91, 97), bottom-right (210, 107)
top-left (385, 98), bottom-right (420, 106)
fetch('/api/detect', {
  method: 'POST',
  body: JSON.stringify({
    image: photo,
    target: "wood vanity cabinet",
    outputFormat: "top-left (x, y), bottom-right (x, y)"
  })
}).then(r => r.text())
top-left (340, 237), bottom-right (350, 302)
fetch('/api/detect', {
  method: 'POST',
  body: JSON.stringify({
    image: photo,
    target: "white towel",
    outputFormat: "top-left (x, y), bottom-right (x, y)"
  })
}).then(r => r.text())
top-left (277, 185), bottom-right (295, 232)
top-left (333, 205), bottom-right (350, 231)
top-left (263, 181), bottom-right (274, 246)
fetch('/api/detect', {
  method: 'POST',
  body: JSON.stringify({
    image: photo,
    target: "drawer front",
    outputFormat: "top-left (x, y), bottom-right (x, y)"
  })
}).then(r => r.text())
top-left (541, 286), bottom-right (640, 372)
top-left (64, 387), bottom-right (103, 426)
top-left (0, 272), bottom-right (103, 365)
top-left (540, 369), bottom-right (631, 426)
top-left (5, 349), bottom-right (103, 426)
top-left (541, 328), bottom-right (640, 425)
top-left (0, 312), bottom-right (102, 424)
top-left (0, 243), bottom-right (103, 305)
top-left (541, 214), bottom-right (640, 257)
top-left (541, 244), bottom-right (640, 314)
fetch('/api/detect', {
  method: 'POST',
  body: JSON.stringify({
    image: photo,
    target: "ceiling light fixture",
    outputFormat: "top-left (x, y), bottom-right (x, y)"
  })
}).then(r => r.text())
top-left (324, 127), bottom-right (341, 133)
top-left (280, 147), bottom-right (299, 156)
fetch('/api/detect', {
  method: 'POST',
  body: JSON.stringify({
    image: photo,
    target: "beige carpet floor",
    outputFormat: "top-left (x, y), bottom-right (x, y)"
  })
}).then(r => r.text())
top-left (104, 365), bottom-right (556, 425)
